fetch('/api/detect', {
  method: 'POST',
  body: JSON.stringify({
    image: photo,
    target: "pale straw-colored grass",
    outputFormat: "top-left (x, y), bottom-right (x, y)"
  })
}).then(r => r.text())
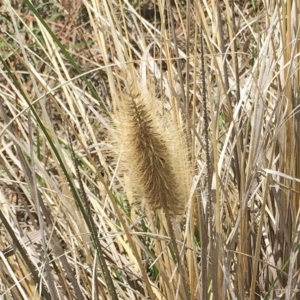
top-left (0, 0), bottom-right (299, 299)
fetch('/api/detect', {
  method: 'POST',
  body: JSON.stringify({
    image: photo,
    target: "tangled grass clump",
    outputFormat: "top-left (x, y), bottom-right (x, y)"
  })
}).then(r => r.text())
top-left (0, 0), bottom-right (300, 299)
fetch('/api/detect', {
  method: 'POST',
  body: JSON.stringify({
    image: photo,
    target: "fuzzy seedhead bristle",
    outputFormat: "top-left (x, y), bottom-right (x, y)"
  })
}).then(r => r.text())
top-left (118, 92), bottom-right (188, 216)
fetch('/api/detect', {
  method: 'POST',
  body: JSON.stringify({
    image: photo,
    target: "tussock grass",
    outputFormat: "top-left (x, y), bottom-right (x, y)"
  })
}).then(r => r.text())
top-left (0, 0), bottom-right (300, 299)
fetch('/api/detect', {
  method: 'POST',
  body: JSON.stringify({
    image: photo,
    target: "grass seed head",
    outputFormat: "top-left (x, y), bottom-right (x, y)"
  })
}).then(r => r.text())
top-left (117, 91), bottom-right (189, 217)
